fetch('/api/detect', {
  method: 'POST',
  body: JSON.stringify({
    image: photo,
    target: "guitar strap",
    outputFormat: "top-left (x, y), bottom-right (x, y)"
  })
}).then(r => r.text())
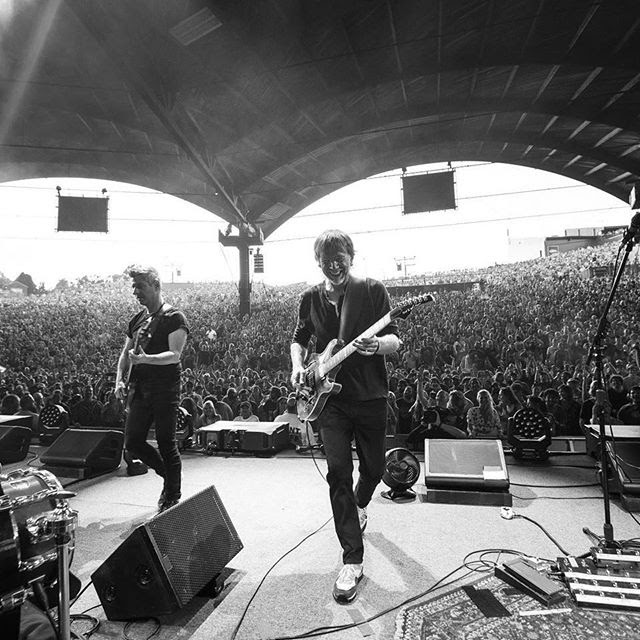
top-left (132, 303), bottom-right (171, 352)
top-left (338, 276), bottom-right (367, 343)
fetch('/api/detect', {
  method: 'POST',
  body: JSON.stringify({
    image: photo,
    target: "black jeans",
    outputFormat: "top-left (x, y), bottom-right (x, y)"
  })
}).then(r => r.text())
top-left (315, 397), bottom-right (387, 564)
top-left (125, 378), bottom-right (182, 500)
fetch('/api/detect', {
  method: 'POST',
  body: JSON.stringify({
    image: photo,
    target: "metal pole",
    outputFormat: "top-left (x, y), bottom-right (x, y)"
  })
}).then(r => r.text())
top-left (56, 537), bottom-right (71, 640)
top-left (50, 494), bottom-right (77, 640)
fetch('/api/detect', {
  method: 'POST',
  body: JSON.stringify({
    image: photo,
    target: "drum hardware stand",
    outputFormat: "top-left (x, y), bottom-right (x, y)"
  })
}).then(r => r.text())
top-left (51, 491), bottom-right (77, 640)
top-left (27, 490), bottom-right (78, 640)
top-left (0, 470), bottom-right (77, 640)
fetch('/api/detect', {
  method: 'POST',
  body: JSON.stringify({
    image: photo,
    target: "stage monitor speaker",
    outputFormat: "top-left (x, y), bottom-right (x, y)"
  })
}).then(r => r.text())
top-left (40, 428), bottom-right (123, 478)
top-left (606, 440), bottom-right (640, 512)
top-left (0, 415), bottom-right (34, 428)
top-left (0, 425), bottom-right (32, 463)
top-left (91, 485), bottom-right (243, 620)
top-left (424, 439), bottom-right (511, 506)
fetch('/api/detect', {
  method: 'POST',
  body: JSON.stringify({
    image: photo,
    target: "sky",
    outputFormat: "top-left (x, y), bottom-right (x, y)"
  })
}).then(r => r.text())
top-left (0, 161), bottom-right (632, 290)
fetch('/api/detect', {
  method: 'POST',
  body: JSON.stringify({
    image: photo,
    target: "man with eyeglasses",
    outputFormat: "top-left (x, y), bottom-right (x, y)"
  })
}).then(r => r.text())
top-left (290, 229), bottom-right (399, 603)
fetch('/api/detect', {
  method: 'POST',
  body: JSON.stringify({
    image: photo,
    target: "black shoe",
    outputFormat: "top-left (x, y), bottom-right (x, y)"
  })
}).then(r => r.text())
top-left (157, 490), bottom-right (166, 510)
top-left (158, 497), bottom-right (180, 513)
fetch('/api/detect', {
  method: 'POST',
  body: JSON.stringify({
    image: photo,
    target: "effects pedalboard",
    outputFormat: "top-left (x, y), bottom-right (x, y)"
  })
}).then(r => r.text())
top-left (558, 547), bottom-right (640, 610)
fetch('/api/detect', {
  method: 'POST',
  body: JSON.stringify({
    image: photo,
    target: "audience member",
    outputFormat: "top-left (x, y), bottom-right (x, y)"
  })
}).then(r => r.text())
top-left (466, 389), bottom-right (502, 438)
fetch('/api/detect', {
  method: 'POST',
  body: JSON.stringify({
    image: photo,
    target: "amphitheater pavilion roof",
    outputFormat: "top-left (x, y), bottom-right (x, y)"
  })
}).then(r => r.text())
top-left (2, 0), bottom-right (640, 239)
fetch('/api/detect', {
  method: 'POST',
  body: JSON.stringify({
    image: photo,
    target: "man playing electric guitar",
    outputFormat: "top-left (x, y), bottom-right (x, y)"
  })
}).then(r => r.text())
top-left (115, 265), bottom-right (189, 513)
top-left (290, 230), bottom-right (400, 603)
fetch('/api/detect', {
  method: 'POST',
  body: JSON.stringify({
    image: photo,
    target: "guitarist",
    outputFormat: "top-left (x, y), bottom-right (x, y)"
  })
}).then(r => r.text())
top-left (115, 265), bottom-right (189, 513)
top-left (290, 229), bottom-right (399, 603)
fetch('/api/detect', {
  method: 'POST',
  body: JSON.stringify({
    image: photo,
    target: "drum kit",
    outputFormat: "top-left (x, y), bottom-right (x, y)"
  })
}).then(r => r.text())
top-left (0, 468), bottom-right (77, 640)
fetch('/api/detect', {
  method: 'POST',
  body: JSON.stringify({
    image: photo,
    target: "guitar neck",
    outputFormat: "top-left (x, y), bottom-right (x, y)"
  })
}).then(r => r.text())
top-left (318, 312), bottom-right (392, 376)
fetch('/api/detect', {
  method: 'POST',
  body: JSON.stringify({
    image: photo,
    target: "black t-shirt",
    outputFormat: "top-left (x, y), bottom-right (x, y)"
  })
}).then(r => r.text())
top-left (127, 306), bottom-right (189, 383)
top-left (292, 277), bottom-right (397, 401)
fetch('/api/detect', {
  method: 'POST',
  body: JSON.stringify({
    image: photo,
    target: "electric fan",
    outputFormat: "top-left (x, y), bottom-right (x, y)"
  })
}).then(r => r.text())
top-left (381, 447), bottom-right (421, 502)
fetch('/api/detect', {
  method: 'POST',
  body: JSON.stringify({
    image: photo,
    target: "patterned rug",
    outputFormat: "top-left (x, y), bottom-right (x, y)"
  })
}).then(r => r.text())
top-left (394, 574), bottom-right (640, 640)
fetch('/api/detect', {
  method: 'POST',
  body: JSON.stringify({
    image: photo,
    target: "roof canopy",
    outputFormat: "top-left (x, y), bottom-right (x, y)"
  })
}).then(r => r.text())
top-left (2, 0), bottom-right (638, 238)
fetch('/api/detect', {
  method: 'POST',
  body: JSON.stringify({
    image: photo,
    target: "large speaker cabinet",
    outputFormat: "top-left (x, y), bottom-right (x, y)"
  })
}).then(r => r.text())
top-left (91, 485), bottom-right (243, 620)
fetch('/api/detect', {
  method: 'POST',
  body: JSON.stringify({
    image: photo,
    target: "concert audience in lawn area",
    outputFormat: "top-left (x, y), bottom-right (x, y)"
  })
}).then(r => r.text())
top-left (2, 242), bottom-right (640, 447)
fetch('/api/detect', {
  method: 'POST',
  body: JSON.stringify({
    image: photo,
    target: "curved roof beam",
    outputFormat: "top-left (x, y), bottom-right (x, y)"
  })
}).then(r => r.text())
top-left (0, 159), bottom-right (234, 223)
top-left (260, 147), bottom-right (628, 238)
top-left (228, 62), bottom-right (640, 137)
top-left (245, 122), bottom-right (640, 204)
top-left (254, 132), bottom-right (634, 236)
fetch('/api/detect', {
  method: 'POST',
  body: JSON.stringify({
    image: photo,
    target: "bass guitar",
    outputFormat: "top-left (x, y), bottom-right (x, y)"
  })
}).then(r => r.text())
top-left (296, 292), bottom-right (435, 421)
top-left (120, 311), bottom-right (161, 476)
top-left (122, 311), bottom-right (159, 409)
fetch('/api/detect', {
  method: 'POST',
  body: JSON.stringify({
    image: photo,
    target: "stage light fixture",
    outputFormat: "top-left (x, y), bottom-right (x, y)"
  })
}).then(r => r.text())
top-left (507, 408), bottom-right (552, 460)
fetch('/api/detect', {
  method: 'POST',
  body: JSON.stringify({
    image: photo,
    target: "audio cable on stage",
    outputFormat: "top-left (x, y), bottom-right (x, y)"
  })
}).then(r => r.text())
top-left (500, 507), bottom-right (570, 556)
top-left (229, 515), bottom-right (334, 640)
top-left (511, 492), bottom-right (603, 502)
top-left (303, 420), bottom-right (328, 484)
top-left (267, 542), bottom-right (561, 640)
top-left (123, 618), bottom-right (161, 640)
top-left (268, 564), bottom-right (475, 640)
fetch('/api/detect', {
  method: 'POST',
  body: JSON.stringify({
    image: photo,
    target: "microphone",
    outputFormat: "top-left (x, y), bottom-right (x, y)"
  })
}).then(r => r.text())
top-left (622, 212), bottom-right (640, 245)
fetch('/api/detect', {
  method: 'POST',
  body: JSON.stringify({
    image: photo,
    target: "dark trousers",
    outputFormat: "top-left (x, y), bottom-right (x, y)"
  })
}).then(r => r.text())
top-left (125, 378), bottom-right (182, 500)
top-left (316, 397), bottom-right (387, 564)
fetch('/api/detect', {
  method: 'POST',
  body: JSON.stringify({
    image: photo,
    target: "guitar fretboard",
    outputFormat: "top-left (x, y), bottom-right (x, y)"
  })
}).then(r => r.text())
top-left (318, 312), bottom-right (392, 377)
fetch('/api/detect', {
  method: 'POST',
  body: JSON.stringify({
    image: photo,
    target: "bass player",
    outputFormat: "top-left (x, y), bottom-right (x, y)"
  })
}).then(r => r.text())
top-left (290, 229), bottom-right (399, 603)
top-left (115, 265), bottom-right (189, 513)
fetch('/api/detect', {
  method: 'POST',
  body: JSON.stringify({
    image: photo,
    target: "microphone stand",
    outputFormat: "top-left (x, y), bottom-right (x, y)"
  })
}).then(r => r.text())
top-left (583, 235), bottom-right (636, 552)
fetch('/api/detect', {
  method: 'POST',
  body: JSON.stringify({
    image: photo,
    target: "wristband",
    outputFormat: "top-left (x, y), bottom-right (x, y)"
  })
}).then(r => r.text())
top-left (373, 339), bottom-right (380, 354)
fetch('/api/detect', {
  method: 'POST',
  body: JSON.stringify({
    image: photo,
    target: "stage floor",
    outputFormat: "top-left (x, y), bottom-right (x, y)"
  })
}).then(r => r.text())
top-left (5, 442), bottom-right (640, 640)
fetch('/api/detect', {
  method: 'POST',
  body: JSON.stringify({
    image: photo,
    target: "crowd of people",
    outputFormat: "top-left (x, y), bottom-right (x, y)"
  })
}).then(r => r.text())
top-left (2, 241), bottom-right (640, 448)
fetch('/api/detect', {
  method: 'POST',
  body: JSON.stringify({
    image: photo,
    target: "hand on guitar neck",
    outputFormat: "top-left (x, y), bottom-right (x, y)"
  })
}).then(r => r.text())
top-left (128, 345), bottom-right (148, 366)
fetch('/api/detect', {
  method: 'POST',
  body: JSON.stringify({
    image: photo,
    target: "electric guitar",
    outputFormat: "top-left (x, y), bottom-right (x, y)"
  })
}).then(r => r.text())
top-left (296, 292), bottom-right (436, 421)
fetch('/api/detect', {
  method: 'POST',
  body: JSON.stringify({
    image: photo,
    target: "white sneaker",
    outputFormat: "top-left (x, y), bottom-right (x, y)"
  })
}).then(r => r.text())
top-left (357, 506), bottom-right (367, 533)
top-left (332, 563), bottom-right (363, 603)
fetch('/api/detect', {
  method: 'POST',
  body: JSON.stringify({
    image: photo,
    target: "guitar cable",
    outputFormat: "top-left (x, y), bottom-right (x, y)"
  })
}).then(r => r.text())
top-left (303, 420), bottom-right (328, 483)
top-left (228, 515), bottom-right (334, 640)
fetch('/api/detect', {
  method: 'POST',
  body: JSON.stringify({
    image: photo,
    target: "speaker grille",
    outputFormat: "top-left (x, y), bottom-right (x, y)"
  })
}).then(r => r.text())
top-left (40, 428), bottom-right (123, 471)
top-left (145, 485), bottom-right (243, 604)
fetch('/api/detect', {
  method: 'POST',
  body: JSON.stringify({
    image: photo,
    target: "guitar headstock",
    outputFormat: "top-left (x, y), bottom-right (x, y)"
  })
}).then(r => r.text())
top-left (391, 292), bottom-right (436, 320)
